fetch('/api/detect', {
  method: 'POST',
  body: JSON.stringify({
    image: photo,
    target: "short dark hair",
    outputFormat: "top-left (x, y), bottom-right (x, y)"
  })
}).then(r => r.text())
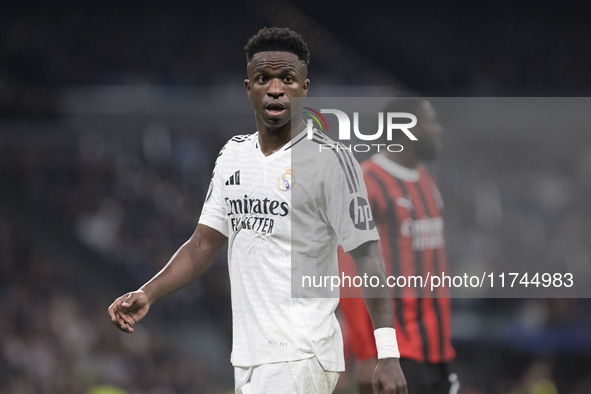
top-left (244, 27), bottom-right (310, 65)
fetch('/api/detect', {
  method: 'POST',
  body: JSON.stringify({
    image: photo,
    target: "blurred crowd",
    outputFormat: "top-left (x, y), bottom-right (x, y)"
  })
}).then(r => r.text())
top-left (0, 214), bottom-right (232, 393)
top-left (438, 126), bottom-right (591, 290)
top-left (0, 123), bottom-right (235, 393)
top-left (0, 121), bottom-right (228, 285)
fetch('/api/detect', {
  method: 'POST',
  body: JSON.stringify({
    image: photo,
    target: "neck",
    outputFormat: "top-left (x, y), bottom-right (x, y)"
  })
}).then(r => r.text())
top-left (383, 147), bottom-right (419, 169)
top-left (256, 117), bottom-right (306, 156)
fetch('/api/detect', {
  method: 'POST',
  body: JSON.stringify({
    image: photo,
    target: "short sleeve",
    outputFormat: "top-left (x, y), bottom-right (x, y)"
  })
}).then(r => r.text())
top-left (198, 146), bottom-right (229, 237)
top-left (322, 147), bottom-right (380, 253)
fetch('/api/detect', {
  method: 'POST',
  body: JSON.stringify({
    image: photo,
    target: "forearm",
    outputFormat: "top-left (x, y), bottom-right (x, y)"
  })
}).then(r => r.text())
top-left (140, 224), bottom-right (226, 304)
top-left (350, 240), bottom-right (395, 329)
top-left (363, 294), bottom-right (395, 329)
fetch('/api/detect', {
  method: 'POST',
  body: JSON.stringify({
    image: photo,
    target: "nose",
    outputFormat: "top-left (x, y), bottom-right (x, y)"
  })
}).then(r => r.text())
top-left (267, 78), bottom-right (284, 98)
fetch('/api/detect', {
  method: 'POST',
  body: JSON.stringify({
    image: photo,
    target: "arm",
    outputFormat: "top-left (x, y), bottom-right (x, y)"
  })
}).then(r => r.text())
top-left (338, 246), bottom-right (379, 393)
top-left (349, 240), bottom-right (407, 394)
top-left (108, 223), bottom-right (227, 333)
top-left (349, 240), bottom-right (394, 328)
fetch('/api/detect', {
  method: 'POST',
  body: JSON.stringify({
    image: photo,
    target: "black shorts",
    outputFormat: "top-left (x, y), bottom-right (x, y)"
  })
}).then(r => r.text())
top-left (400, 359), bottom-right (459, 394)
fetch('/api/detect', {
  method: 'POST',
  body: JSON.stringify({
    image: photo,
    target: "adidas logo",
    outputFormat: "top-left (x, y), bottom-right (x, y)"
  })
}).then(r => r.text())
top-left (225, 170), bottom-right (241, 186)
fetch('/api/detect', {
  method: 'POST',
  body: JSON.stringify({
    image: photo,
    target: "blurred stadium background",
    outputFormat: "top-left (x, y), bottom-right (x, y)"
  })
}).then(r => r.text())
top-left (1, 1), bottom-right (591, 393)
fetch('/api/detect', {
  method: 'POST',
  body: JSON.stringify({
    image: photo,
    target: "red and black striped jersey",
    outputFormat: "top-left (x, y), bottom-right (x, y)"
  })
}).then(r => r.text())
top-left (339, 154), bottom-right (455, 364)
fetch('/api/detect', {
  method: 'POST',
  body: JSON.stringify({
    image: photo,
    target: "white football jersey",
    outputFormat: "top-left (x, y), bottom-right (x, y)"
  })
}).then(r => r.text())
top-left (199, 128), bottom-right (379, 371)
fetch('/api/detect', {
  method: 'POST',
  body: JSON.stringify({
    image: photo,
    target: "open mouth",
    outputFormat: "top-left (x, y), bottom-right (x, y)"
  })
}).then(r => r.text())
top-left (265, 104), bottom-right (286, 117)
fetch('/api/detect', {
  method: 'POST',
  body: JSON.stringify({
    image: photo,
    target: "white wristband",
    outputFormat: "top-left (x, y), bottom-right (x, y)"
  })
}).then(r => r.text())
top-left (374, 327), bottom-right (400, 359)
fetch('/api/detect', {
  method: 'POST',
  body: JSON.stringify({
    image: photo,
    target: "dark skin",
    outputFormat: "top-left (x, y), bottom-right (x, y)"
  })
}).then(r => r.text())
top-left (357, 100), bottom-right (442, 394)
top-left (108, 50), bottom-right (407, 394)
top-left (351, 241), bottom-right (408, 394)
top-left (385, 100), bottom-right (443, 167)
top-left (244, 51), bottom-right (309, 156)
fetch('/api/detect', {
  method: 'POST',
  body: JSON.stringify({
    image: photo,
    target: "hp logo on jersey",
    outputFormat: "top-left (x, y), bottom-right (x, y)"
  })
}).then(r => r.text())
top-left (349, 197), bottom-right (375, 230)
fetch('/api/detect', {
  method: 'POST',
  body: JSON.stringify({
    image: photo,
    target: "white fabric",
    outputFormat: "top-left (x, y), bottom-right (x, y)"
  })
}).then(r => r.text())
top-left (234, 357), bottom-right (340, 394)
top-left (374, 327), bottom-right (400, 359)
top-left (199, 129), bottom-right (379, 371)
top-left (372, 153), bottom-right (420, 182)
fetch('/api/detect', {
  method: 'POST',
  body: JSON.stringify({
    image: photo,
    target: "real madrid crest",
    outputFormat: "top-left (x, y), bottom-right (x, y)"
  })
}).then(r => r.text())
top-left (278, 168), bottom-right (294, 191)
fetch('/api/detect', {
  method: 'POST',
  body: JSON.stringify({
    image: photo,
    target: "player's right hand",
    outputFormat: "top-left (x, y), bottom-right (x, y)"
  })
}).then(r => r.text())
top-left (108, 290), bottom-right (151, 333)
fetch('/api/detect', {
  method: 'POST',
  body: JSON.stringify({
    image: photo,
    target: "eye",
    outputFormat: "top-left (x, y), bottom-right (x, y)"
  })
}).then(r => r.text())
top-left (257, 75), bottom-right (268, 83)
top-left (284, 75), bottom-right (294, 83)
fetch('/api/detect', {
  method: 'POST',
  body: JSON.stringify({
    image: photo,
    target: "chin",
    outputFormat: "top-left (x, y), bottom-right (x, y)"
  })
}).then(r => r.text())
top-left (265, 118), bottom-right (289, 129)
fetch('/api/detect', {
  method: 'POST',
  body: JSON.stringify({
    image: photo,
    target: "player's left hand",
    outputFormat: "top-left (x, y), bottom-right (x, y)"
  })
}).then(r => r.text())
top-left (372, 357), bottom-right (407, 394)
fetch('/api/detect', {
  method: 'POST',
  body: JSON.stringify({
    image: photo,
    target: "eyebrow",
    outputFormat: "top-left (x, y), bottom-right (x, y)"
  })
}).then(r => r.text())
top-left (252, 65), bottom-right (299, 74)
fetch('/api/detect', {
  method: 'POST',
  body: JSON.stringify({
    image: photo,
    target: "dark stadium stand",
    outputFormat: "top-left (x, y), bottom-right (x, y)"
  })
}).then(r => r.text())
top-left (1, 1), bottom-right (591, 393)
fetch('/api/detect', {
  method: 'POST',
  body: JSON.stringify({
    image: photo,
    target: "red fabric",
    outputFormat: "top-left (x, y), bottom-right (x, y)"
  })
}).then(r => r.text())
top-left (338, 160), bottom-right (456, 364)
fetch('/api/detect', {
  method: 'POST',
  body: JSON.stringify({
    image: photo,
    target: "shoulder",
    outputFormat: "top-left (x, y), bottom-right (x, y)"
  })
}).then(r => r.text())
top-left (299, 130), bottom-right (357, 170)
top-left (360, 156), bottom-right (382, 176)
top-left (226, 132), bottom-right (257, 149)
top-left (360, 156), bottom-right (392, 191)
top-left (217, 132), bottom-right (257, 158)
top-left (298, 130), bottom-right (365, 194)
top-left (229, 133), bottom-right (256, 144)
top-left (418, 165), bottom-right (438, 186)
top-left (360, 157), bottom-right (387, 197)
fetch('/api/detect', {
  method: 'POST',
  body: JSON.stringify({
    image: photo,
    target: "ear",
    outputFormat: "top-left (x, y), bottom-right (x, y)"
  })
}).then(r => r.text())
top-left (302, 79), bottom-right (310, 97)
top-left (244, 79), bottom-right (251, 100)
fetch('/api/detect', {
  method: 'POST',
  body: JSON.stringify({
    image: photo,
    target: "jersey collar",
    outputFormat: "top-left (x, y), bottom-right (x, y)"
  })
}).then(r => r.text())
top-left (254, 127), bottom-right (309, 154)
top-left (372, 154), bottom-right (420, 182)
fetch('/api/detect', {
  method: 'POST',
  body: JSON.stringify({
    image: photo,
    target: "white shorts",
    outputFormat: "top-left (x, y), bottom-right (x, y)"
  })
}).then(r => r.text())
top-left (234, 357), bottom-right (340, 394)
